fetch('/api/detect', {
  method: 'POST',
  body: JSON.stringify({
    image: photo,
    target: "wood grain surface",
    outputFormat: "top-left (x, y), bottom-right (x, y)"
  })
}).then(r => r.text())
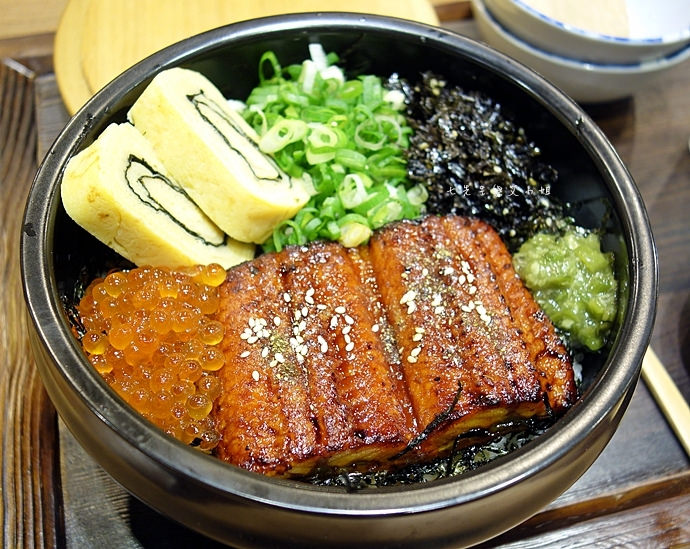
top-left (0, 56), bottom-right (63, 548)
top-left (55, 0), bottom-right (444, 114)
top-left (0, 0), bottom-right (68, 40)
top-left (0, 12), bottom-right (689, 549)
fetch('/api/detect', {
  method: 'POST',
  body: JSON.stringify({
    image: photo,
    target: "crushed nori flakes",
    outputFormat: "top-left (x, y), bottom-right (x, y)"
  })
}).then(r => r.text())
top-left (388, 72), bottom-right (569, 251)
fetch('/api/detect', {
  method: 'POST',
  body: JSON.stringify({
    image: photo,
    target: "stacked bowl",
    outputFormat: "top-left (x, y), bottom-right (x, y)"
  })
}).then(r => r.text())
top-left (473, 0), bottom-right (690, 102)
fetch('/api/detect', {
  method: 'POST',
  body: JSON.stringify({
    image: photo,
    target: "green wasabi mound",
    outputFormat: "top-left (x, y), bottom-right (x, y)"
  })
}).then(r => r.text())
top-left (513, 227), bottom-right (618, 351)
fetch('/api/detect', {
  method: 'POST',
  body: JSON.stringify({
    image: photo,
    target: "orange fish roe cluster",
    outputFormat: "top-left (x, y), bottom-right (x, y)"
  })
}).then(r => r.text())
top-left (76, 263), bottom-right (228, 452)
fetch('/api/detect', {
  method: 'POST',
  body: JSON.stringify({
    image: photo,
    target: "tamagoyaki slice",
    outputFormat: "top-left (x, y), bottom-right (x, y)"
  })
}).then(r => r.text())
top-left (60, 122), bottom-right (255, 269)
top-left (128, 67), bottom-right (311, 244)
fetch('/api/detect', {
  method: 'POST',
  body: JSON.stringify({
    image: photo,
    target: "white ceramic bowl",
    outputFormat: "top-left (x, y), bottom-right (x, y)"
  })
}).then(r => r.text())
top-left (484, 0), bottom-right (690, 64)
top-left (473, 0), bottom-right (690, 103)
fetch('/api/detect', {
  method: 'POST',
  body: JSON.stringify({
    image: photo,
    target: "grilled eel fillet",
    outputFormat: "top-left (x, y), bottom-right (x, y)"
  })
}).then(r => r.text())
top-left (213, 215), bottom-right (576, 476)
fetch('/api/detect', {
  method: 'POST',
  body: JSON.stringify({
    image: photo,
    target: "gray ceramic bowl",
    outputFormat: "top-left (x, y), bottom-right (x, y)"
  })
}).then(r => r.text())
top-left (21, 13), bottom-right (657, 548)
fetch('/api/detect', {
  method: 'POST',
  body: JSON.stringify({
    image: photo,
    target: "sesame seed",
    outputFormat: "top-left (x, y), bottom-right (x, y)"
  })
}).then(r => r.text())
top-left (458, 274), bottom-right (466, 285)
top-left (240, 331), bottom-right (250, 340)
top-left (345, 341), bottom-right (355, 352)
top-left (421, 268), bottom-right (429, 277)
top-left (442, 266), bottom-right (454, 276)
top-left (407, 355), bottom-right (418, 363)
top-left (294, 309), bottom-right (302, 321)
top-left (415, 327), bottom-right (425, 334)
top-left (252, 370), bottom-right (260, 381)
top-left (295, 335), bottom-right (304, 344)
top-left (306, 288), bottom-right (315, 297)
top-left (275, 352), bottom-right (285, 363)
top-left (273, 316), bottom-right (281, 326)
top-left (270, 359), bottom-right (278, 368)
top-left (476, 304), bottom-right (487, 316)
top-left (248, 317), bottom-right (256, 328)
top-left (344, 333), bottom-right (352, 344)
top-left (289, 337), bottom-right (298, 347)
top-left (410, 346), bottom-right (422, 357)
top-left (261, 347), bottom-right (270, 358)
top-left (335, 306), bottom-right (346, 314)
top-left (400, 290), bottom-right (417, 305)
top-left (240, 351), bottom-right (250, 358)
top-left (284, 292), bottom-right (291, 303)
top-left (317, 335), bottom-right (328, 353)
top-left (413, 332), bottom-right (423, 342)
top-left (296, 354), bottom-right (305, 364)
top-left (247, 335), bottom-right (258, 344)
top-left (468, 286), bottom-right (477, 295)
top-left (305, 296), bottom-right (315, 305)
top-left (407, 301), bottom-right (417, 314)
top-left (342, 325), bottom-right (351, 335)
top-left (344, 314), bottom-right (354, 325)
top-left (302, 306), bottom-right (309, 317)
top-left (330, 316), bottom-right (339, 329)
top-left (431, 293), bottom-right (442, 307)
top-left (317, 304), bottom-right (327, 310)
top-left (261, 329), bottom-right (270, 339)
top-left (298, 320), bottom-right (306, 332)
top-left (434, 306), bottom-right (445, 315)
top-left (466, 273), bottom-right (475, 284)
top-left (299, 345), bottom-right (308, 356)
top-left (372, 324), bottom-right (380, 333)
top-left (461, 304), bottom-right (472, 313)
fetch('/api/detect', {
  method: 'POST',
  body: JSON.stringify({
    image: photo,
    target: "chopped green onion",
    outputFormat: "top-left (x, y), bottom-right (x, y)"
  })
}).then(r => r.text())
top-left (338, 174), bottom-right (370, 209)
top-left (259, 119), bottom-right (308, 153)
top-left (407, 183), bottom-right (429, 206)
top-left (339, 222), bottom-right (373, 247)
top-left (242, 46), bottom-right (427, 252)
top-left (369, 200), bottom-right (403, 229)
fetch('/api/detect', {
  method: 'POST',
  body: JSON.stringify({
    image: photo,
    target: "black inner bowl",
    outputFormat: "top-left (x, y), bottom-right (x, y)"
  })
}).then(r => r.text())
top-left (21, 13), bottom-right (657, 548)
top-left (54, 16), bottom-right (626, 392)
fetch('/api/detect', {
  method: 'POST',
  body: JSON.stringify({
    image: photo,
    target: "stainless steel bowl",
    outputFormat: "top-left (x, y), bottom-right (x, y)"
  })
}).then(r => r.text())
top-left (21, 13), bottom-right (657, 548)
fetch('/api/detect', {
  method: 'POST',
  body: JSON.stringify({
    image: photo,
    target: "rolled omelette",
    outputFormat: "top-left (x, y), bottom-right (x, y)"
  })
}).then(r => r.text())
top-left (60, 122), bottom-right (255, 269)
top-left (128, 67), bottom-right (311, 244)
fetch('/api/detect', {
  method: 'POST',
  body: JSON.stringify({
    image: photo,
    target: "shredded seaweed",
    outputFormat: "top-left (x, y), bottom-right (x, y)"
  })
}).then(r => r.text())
top-left (387, 72), bottom-right (570, 251)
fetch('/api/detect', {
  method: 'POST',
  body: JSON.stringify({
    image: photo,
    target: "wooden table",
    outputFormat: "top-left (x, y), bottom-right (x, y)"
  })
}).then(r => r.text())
top-left (1, 9), bottom-right (689, 549)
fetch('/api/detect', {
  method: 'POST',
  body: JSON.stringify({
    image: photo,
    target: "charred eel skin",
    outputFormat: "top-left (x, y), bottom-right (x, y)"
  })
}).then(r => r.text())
top-left (213, 215), bottom-right (576, 476)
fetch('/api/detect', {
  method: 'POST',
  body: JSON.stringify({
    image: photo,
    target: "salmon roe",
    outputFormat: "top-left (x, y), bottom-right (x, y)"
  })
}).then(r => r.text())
top-left (76, 264), bottom-right (227, 452)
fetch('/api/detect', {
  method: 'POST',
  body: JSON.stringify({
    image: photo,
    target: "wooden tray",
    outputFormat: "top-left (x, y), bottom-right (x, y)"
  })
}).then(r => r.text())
top-left (53, 0), bottom-right (441, 114)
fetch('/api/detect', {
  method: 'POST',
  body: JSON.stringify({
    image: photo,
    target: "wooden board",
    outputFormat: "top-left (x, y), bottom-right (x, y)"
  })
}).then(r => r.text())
top-left (53, 0), bottom-right (91, 116)
top-left (53, 0), bottom-right (440, 115)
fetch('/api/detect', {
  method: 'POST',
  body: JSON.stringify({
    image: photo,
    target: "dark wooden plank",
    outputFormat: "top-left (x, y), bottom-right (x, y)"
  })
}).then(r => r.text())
top-left (588, 68), bottom-right (690, 406)
top-left (0, 33), bottom-right (55, 59)
top-left (0, 57), bottom-right (64, 548)
top-left (483, 484), bottom-right (690, 548)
